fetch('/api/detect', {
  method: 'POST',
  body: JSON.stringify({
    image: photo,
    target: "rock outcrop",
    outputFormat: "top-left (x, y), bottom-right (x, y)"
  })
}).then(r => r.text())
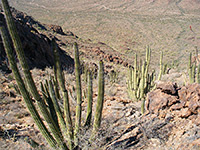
top-left (146, 82), bottom-right (200, 125)
top-left (106, 82), bottom-right (200, 150)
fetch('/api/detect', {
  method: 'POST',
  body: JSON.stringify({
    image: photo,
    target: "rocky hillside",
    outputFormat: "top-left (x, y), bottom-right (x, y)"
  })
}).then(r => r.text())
top-left (0, 5), bottom-right (135, 75)
top-left (0, 5), bottom-right (74, 73)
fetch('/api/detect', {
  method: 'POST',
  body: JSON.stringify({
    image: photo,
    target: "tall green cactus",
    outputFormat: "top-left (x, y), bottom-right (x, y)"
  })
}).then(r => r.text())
top-left (188, 53), bottom-right (193, 83)
top-left (127, 48), bottom-right (165, 114)
top-left (85, 71), bottom-right (93, 127)
top-left (52, 39), bottom-right (74, 149)
top-left (0, 25), bottom-right (59, 149)
top-left (197, 64), bottom-right (200, 84)
top-left (188, 53), bottom-right (200, 84)
top-left (127, 48), bottom-right (153, 102)
top-left (1, 1), bottom-right (68, 149)
top-left (73, 42), bottom-right (82, 146)
top-left (93, 60), bottom-right (105, 131)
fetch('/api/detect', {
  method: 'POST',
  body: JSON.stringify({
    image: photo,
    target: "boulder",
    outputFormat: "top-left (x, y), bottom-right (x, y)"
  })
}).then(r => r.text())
top-left (146, 82), bottom-right (200, 125)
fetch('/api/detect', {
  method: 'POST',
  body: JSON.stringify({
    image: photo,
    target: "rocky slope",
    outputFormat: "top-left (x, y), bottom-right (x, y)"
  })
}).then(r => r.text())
top-left (1, 71), bottom-right (200, 149)
top-left (100, 82), bottom-right (200, 150)
top-left (0, 5), bottom-right (74, 73)
top-left (0, 5), bottom-right (134, 75)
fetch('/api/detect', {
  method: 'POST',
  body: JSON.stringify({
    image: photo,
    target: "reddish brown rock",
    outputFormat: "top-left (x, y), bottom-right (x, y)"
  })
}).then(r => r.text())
top-left (155, 81), bottom-right (177, 95)
top-left (178, 86), bottom-right (188, 102)
top-left (179, 108), bottom-right (192, 118)
top-left (146, 89), bottom-right (178, 114)
top-left (147, 83), bottom-right (200, 125)
top-left (178, 83), bottom-right (200, 114)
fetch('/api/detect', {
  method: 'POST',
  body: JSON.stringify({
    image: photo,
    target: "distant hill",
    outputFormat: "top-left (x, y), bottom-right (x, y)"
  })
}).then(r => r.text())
top-left (6, 0), bottom-right (200, 69)
top-left (8, 0), bottom-right (200, 14)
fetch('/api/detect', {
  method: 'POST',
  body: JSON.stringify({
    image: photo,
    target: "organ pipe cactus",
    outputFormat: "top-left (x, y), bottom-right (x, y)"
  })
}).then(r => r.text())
top-left (188, 53), bottom-right (193, 83)
top-left (1, 0), bottom-right (105, 149)
top-left (74, 42), bottom-right (82, 146)
top-left (85, 71), bottom-right (93, 127)
top-left (52, 39), bottom-right (74, 149)
top-left (1, 1), bottom-right (68, 149)
top-left (197, 65), bottom-right (200, 84)
top-left (93, 60), bottom-right (105, 131)
top-left (188, 53), bottom-right (200, 84)
top-left (127, 47), bottom-right (153, 102)
top-left (0, 23), bottom-right (61, 150)
top-left (127, 48), bottom-right (164, 114)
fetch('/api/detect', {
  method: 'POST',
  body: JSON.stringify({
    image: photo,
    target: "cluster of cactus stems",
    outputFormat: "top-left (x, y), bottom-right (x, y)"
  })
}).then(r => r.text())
top-left (188, 52), bottom-right (200, 84)
top-left (127, 48), bottom-right (164, 114)
top-left (0, 0), bottom-right (105, 149)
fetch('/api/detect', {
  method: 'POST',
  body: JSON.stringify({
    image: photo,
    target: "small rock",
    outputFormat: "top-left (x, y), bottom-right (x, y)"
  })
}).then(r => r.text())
top-left (155, 81), bottom-right (177, 95)
top-left (179, 108), bottom-right (192, 118)
top-left (149, 138), bottom-right (161, 146)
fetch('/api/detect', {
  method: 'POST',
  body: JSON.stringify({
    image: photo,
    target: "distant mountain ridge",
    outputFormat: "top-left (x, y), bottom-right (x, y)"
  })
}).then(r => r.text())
top-left (8, 0), bottom-right (200, 15)
top-left (5, 0), bottom-right (200, 70)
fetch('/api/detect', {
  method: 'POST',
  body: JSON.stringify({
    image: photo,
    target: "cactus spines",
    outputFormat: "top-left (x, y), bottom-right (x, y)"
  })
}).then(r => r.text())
top-left (0, 25), bottom-right (58, 149)
top-left (74, 42), bottom-right (82, 146)
top-left (93, 60), bottom-right (105, 131)
top-left (85, 71), bottom-right (93, 127)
